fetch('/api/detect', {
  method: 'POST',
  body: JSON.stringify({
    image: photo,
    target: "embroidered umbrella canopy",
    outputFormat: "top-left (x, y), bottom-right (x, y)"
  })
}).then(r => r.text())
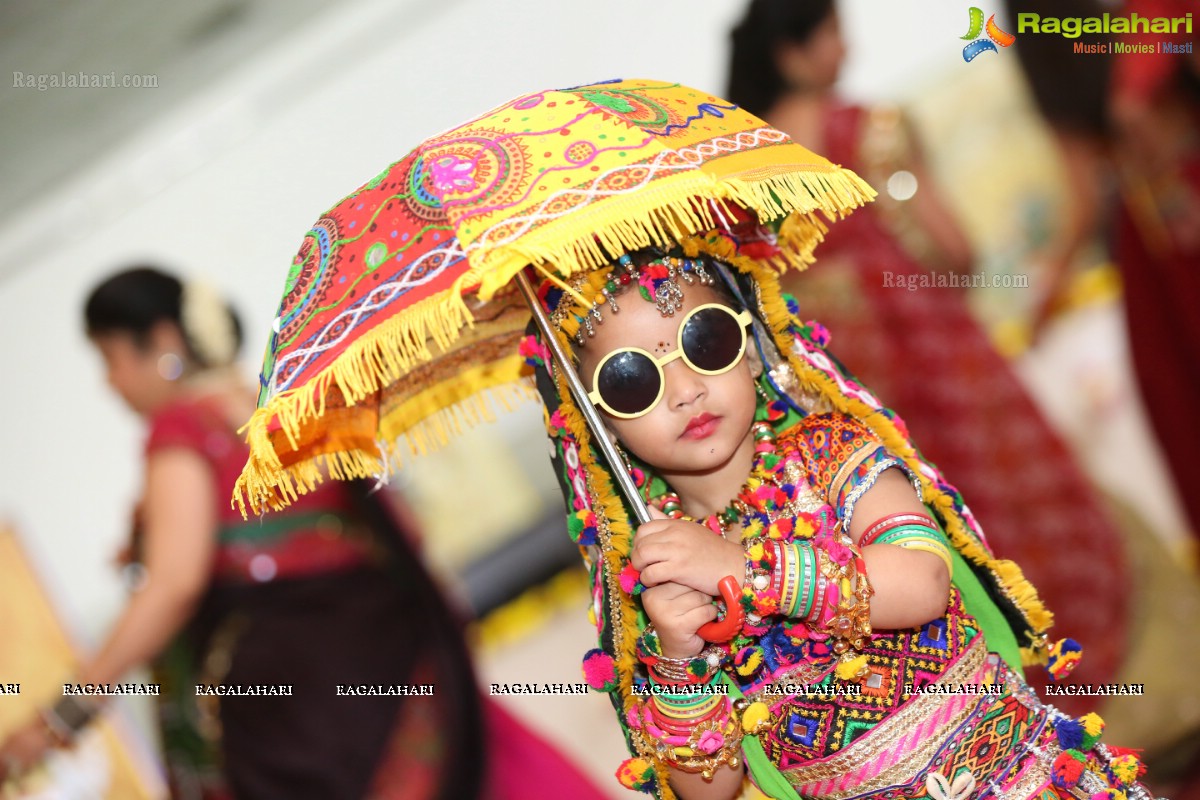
top-left (234, 78), bottom-right (874, 515)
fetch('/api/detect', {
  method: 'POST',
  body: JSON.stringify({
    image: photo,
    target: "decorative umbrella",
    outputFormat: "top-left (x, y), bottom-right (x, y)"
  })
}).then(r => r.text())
top-left (234, 78), bottom-right (874, 526)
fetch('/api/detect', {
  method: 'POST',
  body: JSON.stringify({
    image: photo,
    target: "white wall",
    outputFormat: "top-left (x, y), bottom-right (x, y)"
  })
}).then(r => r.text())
top-left (0, 0), bottom-right (966, 648)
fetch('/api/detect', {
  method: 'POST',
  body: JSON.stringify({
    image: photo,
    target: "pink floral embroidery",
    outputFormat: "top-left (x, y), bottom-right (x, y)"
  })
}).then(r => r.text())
top-left (430, 154), bottom-right (477, 193)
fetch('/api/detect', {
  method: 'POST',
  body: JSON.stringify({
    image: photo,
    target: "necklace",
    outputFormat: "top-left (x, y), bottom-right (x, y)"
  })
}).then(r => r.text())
top-left (655, 421), bottom-right (778, 536)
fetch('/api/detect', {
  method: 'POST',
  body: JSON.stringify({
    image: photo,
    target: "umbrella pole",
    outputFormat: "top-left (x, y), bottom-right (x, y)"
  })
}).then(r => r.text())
top-left (514, 270), bottom-right (652, 526)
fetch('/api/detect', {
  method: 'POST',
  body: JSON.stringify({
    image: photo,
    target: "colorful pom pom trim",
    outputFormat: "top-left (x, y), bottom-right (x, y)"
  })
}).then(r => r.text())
top-left (582, 648), bottom-right (619, 693)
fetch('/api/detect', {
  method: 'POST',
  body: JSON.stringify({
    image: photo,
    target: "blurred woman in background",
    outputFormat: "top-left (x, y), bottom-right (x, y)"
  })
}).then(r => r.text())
top-left (727, 0), bottom-right (1130, 709)
top-left (0, 266), bottom-right (485, 799)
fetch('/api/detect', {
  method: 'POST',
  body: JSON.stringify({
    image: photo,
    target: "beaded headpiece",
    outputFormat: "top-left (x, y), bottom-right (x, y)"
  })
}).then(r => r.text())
top-left (540, 252), bottom-right (720, 347)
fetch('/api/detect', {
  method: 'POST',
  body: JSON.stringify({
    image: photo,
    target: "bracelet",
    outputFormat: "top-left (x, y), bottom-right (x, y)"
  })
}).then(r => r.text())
top-left (809, 534), bottom-right (873, 680)
top-left (873, 525), bottom-right (954, 575)
top-left (637, 625), bottom-right (726, 684)
top-left (628, 691), bottom-right (745, 780)
top-left (741, 539), bottom-right (779, 624)
top-left (777, 541), bottom-right (799, 617)
top-left (860, 512), bottom-right (937, 548)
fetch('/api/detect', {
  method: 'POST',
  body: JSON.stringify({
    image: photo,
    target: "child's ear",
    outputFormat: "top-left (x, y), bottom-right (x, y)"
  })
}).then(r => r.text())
top-left (746, 342), bottom-right (764, 379)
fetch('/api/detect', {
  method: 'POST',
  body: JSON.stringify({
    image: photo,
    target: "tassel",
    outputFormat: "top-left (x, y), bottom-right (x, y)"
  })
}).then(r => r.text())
top-left (615, 757), bottom-right (656, 793)
top-left (1051, 749), bottom-right (1088, 788)
top-left (835, 654), bottom-right (869, 681)
top-left (741, 701), bottom-right (771, 733)
top-left (582, 649), bottom-right (619, 693)
top-left (734, 646), bottom-right (765, 679)
top-left (1080, 712), bottom-right (1105, 749)
top-left (1047, 638), bottom-right (1084, 681)
top-left (1106, 746), bottom-right (1147, 777)
top-left (1055, 717), bottom-right (1085, 751)
top-left (1110, 754), bottom-right (1141, 786)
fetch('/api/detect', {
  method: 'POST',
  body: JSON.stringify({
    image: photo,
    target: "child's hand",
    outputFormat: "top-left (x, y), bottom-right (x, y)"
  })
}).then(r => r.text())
top-left (632, 505), bottom-right (744, 596)
top-left (641, 581), bottom-right (718, 659)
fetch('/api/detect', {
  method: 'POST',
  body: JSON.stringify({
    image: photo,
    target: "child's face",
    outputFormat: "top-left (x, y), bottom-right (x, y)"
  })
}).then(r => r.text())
top-left (578, 284), bottom-right (761, 475)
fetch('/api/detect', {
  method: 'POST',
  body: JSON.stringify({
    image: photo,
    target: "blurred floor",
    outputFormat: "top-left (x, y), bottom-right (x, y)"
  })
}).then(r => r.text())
top-left (473, 574), bottom-right (628, 800)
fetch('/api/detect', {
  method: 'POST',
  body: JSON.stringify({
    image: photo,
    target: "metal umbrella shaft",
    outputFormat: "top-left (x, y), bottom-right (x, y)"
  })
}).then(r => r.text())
top-left (514, 270), bottom-right (652, 526)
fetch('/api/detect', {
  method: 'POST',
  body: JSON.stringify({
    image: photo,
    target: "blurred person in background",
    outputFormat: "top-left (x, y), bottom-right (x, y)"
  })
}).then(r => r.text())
top-left (1007, 3), bottom-right (1200, 790)
top-left (1108, 0), bottom-right (1200, 549)
top-left (1004, 0), bottom-right (1115, 342)
top-left (1009, 0), bottom-right (1199, 548)
top-left (0, 267), bottom-right (489, 799)
top-left (727, 0), bottom-right (1131, 714)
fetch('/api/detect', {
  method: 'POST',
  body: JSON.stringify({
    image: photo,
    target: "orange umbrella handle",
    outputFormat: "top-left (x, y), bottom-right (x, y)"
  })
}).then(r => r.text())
top-left (697, 575), bottom-right (744, 642)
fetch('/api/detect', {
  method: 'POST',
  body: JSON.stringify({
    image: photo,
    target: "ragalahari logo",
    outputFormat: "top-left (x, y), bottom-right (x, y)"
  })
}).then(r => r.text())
top-left (962, 7), bottom-right (1016, 61)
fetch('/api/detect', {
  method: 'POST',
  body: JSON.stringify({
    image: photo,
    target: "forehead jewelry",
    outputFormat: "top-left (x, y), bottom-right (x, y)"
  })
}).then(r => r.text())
top-left (571, 254), bottom-right (715, 346)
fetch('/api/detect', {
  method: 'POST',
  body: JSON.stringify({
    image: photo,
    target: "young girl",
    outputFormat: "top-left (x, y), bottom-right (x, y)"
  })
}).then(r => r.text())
top-left (527, 247), bottom-right (1156, 799)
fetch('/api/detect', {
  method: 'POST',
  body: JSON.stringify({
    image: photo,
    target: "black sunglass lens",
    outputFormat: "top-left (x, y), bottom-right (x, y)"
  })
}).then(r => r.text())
top-left (681, 308), bottom-right (743, 372)
top-left (597, 351), bottom-right (661, 416)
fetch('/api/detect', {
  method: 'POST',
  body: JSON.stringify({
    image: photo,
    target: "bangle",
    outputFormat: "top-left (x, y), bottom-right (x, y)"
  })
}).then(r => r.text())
top-left (860, 512), bottom-right (937, 548)
top-left (809, 534), bottom-right (873, 679)
top-left (873, 525), bottom-right (953, 575)
top-left (629, 691), bottom-right (745, 780)
top-left (779, 541), bottom-right (817, 620)
top-left (649, 646), bottom-right (726, 684)
top-left (637, 625), bottom-right (727, 684)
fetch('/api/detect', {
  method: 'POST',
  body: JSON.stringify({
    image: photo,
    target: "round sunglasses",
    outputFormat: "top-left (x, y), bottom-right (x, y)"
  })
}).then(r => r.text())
top-left (586, 303), bottom-right (754, 419)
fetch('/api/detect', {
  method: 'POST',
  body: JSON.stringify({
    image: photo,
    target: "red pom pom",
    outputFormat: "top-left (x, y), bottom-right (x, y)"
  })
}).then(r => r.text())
top-left (1051, 749), bottom-right (1088, 789)
top-left (619, 563), bottom-right (642, 595)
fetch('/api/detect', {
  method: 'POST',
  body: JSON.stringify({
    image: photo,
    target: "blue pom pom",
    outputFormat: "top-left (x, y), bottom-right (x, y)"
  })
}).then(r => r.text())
top-left (1056, 717), bottom-right (1085, 751)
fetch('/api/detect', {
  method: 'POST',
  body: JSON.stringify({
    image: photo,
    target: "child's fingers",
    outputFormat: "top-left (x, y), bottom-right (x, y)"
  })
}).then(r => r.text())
top-left (630, 525), bottom-right (681, 568)
top-left (642, 580), bottom-right (695, 603)
top-left (634, 519), bottom-right (673, 542)
top-left (681, 598), bottom-right (720, 629)
top-left (646, 504), bottom-right (668, 521)
top-left (639, 560), bottom-right (673, 587)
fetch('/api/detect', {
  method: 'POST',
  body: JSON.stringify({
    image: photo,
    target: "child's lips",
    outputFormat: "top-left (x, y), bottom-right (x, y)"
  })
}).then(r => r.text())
top-left (681, 413), bottom-right (720, 440)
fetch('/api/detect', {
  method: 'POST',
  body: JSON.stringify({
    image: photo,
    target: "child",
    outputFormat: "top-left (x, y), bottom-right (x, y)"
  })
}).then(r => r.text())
top-left (528, 247), bottom-right (1156, 800)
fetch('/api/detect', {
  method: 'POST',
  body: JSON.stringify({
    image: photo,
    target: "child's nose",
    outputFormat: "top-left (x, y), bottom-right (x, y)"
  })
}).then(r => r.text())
top-left (663, 360), bottom-right (705, 408)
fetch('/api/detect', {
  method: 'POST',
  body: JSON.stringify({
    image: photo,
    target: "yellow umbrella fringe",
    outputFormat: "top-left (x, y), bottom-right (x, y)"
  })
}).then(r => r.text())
top-left (469, 166), bottom-right (875, 301)
top-left (390, 380), bottom-right (536, 459)
top-left (233, 377), bottom-right (533, 516)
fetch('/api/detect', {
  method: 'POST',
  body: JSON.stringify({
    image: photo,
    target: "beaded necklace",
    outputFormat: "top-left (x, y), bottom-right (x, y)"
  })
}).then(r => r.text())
top-left (655, 421), bottom-right (779, 537)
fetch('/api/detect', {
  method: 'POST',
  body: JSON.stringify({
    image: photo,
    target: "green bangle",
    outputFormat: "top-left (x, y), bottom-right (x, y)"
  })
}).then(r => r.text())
top-left (795, 542), bottom-right (817, 620)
